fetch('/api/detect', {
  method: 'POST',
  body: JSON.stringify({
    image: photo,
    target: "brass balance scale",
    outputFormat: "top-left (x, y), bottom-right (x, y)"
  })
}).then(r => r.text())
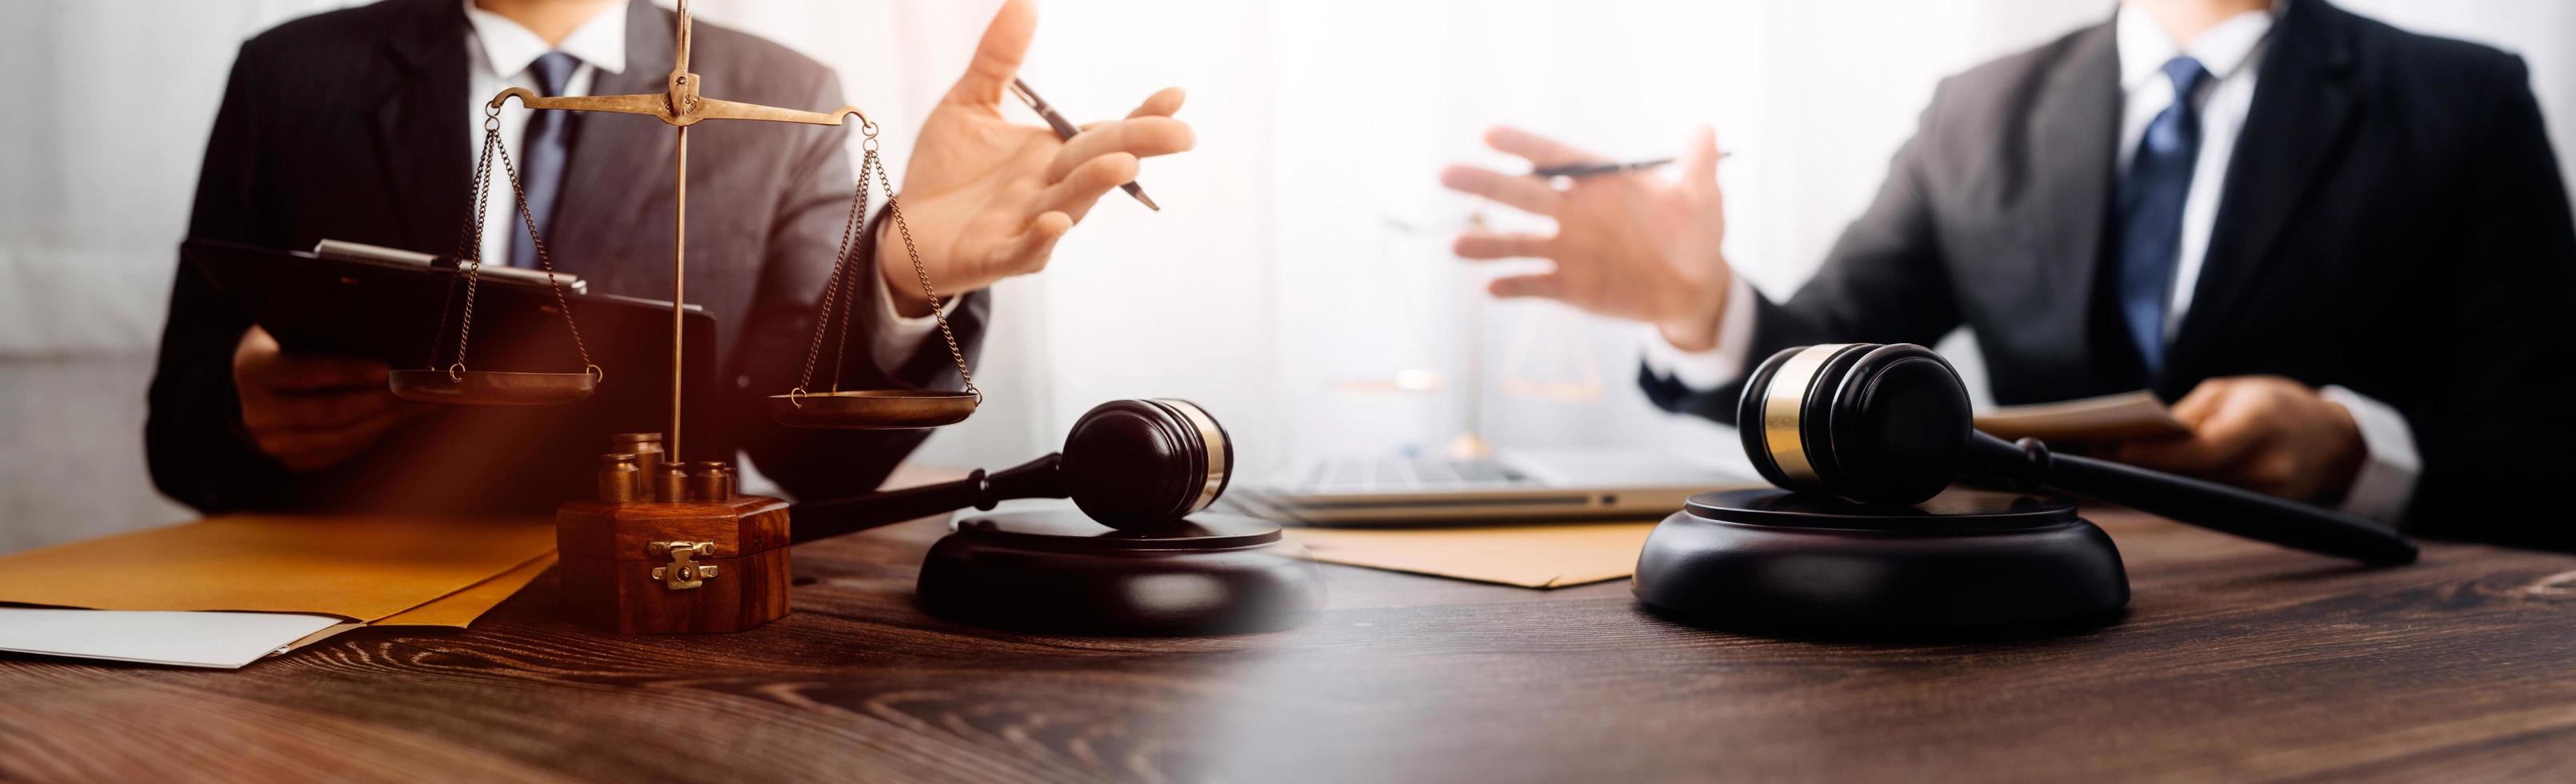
top-left (389, 0), bottom-right (979, 446)
top-left (390, 1), bottom-right (993, 634)
top-left (386, 2), bottom-right (1322, 638)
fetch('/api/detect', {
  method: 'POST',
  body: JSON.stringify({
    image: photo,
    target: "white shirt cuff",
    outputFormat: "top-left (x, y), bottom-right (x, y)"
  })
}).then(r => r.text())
top-left (1638, 277), bottom-right (1758, 391)
top-left (868, 272), bottom-right (960, 377)
top-left (2319, 385), bottom-right (2420, 524)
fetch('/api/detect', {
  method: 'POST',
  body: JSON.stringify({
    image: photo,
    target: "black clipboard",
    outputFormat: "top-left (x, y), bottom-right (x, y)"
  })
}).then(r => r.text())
top-left (179, 238), bottom-right (723, 512)
top-left (180, 238), bottom-right (710, 376)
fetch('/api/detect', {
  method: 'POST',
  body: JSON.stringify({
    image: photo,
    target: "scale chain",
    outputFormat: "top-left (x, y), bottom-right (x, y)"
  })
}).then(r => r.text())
top-left (451, 128), bottom-right (496, 374)
top-left (493, 121), bottom-right (598, 378)
top-left (441, 107), bottom-right (599, 382)
top-left (431, 127), bottom-right (503, 370)
top-left (874, 149), bottom-right (978, 401)
top-left (829, 166), bottom-right (869, 393)
top-left (793, 162), bottom-right (869, 395)
top-left (788, 133), bottom-right (977, 405)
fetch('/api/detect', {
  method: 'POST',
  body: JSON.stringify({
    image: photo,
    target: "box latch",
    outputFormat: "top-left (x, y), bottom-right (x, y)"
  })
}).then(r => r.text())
top-left (649, 541), bottom-right (719, 590)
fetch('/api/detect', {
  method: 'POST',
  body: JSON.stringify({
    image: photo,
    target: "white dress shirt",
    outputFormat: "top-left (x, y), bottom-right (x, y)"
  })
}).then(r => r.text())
top-left (1642, 2), bottom-right (2420, 522)
top-left (458, 1), bottom-right (942, 374)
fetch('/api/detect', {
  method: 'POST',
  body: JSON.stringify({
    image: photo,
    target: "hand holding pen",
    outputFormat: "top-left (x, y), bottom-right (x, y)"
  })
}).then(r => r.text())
top-left (874, 0), bottom-right (1192, 307)
top-left (1434, 125), bottom-right (1738, 354)
top-left (1010, 78), bottom-right (1162, 211)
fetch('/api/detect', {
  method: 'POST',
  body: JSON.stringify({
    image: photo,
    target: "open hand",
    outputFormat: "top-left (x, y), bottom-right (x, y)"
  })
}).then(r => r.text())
top-left (880, 0), bottom-right (1194, 314)
top-left (1438, 126), bottom-right (1734, 350)
top-left (2113, 375), bottom-right (2368, 504)
top-left (232, 326), bottom-right (422, 471)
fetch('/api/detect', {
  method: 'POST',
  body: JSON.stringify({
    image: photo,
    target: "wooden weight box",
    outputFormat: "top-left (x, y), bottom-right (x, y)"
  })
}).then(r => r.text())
top-left (555, 496), bottom-right (791, 634)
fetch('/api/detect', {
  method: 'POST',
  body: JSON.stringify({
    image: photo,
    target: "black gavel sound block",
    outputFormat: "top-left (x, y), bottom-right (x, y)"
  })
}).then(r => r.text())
top-left (792, 398), bottom-right (1324, 635)
top-left (1632, 343), bottom-right (2418, 637)
top-left (1635, 488), bottom-right (2129, 634)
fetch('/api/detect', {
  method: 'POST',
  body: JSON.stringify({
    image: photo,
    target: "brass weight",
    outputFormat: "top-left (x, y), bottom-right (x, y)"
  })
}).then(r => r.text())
top-left (611, 433), bottom-right (666, 498)
top-left (598, 453), bottom-right (642, 502)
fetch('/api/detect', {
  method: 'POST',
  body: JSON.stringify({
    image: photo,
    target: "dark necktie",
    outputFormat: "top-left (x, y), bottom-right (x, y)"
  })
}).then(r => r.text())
top-left (510, 51), bottom-right (580, 268)
top-left (2112, 56), bottom-right (2210, 375)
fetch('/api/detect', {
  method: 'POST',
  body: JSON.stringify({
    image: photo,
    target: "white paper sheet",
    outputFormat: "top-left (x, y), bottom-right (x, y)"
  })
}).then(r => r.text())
top-left (0, 608), bottom-right (344, 669)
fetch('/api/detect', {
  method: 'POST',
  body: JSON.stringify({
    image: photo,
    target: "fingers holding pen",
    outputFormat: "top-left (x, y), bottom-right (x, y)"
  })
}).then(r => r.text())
top-left (1451, 230), bottom-right (1554, 261)
top-left (1041, 152), bottom-right (1142, 224)
top-left (1437, 125), bottom-right (1613, 217)
top-left (1438, 165), bottom-right (1561, 216)
top-left (1045, 116), bottom-right (1194, 183)
top-left (1483, 126), bottom-right (1607, 169)
top-left (994, 210), bottom-right (1075, 275)
top-left (1486, 273), bottom-right (1566, 301)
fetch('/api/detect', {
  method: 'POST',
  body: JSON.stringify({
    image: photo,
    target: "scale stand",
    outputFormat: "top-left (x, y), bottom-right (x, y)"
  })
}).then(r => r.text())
top-left (426, 1), bottom-right (981, 634)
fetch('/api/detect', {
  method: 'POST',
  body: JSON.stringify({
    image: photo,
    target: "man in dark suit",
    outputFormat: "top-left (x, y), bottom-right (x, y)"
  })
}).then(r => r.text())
top-left (148, 0), bottom-right (1191, 512)
top-left (1439, 0), bottom-right (2576, 547)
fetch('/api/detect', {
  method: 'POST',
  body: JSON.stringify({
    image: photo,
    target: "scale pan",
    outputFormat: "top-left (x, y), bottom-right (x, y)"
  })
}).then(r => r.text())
top-left (390, 369), bottom-right (596, 406)
top-left (767, 390), bottom-right (977, 430)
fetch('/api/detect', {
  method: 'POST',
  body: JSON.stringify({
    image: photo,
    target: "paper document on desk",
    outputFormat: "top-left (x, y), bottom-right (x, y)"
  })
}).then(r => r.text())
top-left (1287, 522), bottom-right (1658, 588)
top-left (0, 609), bottom-right (343, 669)
top-left (374, 552), bottom-right (556, 627)
top-left (1974, 390), bottom-right (2189, 442)
top-left (0, 514), bottom-right (554, 619)
top-left (0, 514), bottom-right (554, 668)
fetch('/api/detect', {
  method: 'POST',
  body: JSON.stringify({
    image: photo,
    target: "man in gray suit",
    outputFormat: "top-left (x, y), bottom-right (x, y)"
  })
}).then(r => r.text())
top-left (147, 0), bottom-right (1190, 512)
top-left (1439, 0), bottom-right (2576, 546)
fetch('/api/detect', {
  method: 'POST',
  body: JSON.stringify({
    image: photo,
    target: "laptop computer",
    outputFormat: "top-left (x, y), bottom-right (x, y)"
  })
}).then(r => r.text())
top-left (1235, 447), bottom-right (1761, 526)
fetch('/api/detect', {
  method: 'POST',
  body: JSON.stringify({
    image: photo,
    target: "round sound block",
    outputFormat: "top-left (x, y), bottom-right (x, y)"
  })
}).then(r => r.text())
top-left (917, 510), bottom-right (1325, 635)
top-left (1633, 488), bottom-right (2129, 636)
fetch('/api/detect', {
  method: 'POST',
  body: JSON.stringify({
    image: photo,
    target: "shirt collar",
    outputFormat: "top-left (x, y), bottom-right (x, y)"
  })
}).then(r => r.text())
top-left (462, 0), bottom-right (628, 79)
top-left (2115, 0), bottom-right (2281, 90)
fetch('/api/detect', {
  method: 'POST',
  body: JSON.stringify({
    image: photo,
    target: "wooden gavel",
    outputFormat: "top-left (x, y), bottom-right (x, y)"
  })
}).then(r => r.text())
top-left (1738, 343), bottom-right (2418, 566)
top-left (789, 398), bottom-right (1233, 542)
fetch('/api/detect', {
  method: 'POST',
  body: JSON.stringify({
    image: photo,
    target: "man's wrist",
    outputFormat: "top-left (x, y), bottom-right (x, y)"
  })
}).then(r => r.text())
top-left (1638, 276), bottom-right (1758, 392)
top-left (2320, 399), bottom-right (2367, 503)
top-left (2318, 385), bottom-right (2422, 524)
top-left (874, 221), bottom-right (938, 318)
top-left (1654, 272), bottom-right (1732, 353)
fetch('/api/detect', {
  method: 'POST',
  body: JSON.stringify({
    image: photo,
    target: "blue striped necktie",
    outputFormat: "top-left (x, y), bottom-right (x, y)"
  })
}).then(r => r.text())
top-left (509, 51), bottom-right (580, 269)
top-left (2112, 56), bottom-right (2210, 375)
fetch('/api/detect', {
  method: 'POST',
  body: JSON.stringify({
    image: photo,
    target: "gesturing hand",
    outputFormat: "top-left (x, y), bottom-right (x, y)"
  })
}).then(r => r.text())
top-left (1438, 126), bottom-right (1734, 350)
top-left (2113, 375), bottom-right (2368, 504)
top-left (879, 0), bottom-right (1195, 315)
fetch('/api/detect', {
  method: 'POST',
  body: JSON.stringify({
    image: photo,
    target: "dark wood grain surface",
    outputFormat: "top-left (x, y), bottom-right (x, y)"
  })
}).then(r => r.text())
top-left (5, 500), bottom-right (2575, 783)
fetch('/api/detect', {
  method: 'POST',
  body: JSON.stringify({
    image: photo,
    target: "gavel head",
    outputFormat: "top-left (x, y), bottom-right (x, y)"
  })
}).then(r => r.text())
top-left (1058, 398), bottom-right (1234, 529)
top-left (1737, 343), bottom-right (1973, 506)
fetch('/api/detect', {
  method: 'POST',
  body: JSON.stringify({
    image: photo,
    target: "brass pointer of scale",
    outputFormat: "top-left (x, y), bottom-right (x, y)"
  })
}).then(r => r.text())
top-left (395, 0), bottom-right (980, 466)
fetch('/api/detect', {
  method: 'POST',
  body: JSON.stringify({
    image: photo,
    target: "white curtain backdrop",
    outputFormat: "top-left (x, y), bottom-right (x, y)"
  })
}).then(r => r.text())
top-left (2, 0), bottom-right (2569, 538)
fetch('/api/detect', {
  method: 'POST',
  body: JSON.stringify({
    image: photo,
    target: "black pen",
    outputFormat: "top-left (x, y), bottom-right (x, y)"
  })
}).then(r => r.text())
top-left (1007, 78), bottom-right (1159, 211)
top-left (1529, 154), bottom-right (1729, 179)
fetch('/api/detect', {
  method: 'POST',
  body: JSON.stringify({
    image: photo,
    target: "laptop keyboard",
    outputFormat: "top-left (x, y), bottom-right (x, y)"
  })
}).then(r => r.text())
top-left (1298, 458), bottom-right (1534, 491)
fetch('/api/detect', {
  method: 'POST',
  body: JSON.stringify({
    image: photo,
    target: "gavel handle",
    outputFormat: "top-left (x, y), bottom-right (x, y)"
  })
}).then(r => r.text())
top-left (787, 454), bottom-right (1066, 545)
top-left (2000, 438), bottom-right (2418, 566)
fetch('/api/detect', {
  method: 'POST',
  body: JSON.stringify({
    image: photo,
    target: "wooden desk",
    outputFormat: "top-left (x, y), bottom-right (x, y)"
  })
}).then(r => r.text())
top-left (5, 507), bottom-right (2575, 782)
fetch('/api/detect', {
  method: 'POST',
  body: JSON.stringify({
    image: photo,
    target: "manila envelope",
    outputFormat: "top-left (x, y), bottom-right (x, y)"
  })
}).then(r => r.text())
top-left (1286, 522), bottom-right (1658, 589)
top-left (0, 514), bottom-right (555, 623)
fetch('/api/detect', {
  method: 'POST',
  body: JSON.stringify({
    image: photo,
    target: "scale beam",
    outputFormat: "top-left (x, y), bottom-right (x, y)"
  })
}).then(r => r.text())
top-left (478, 0), bottom-right (890, 462)
top-left (486, 90), bottom-right (670, 120)
top-left (454, 0), bottom-right (970, 458)
top-left (487, 89), bottom-right (871, 131)
top-left (694, 98), bottom-right (873, 129)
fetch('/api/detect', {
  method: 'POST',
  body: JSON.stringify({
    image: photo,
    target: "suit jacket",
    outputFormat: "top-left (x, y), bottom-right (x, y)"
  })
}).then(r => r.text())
top-left (147, 0), bottom-right (987, 514)
top-left (1641, 0), bottom-right (2576, 548)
